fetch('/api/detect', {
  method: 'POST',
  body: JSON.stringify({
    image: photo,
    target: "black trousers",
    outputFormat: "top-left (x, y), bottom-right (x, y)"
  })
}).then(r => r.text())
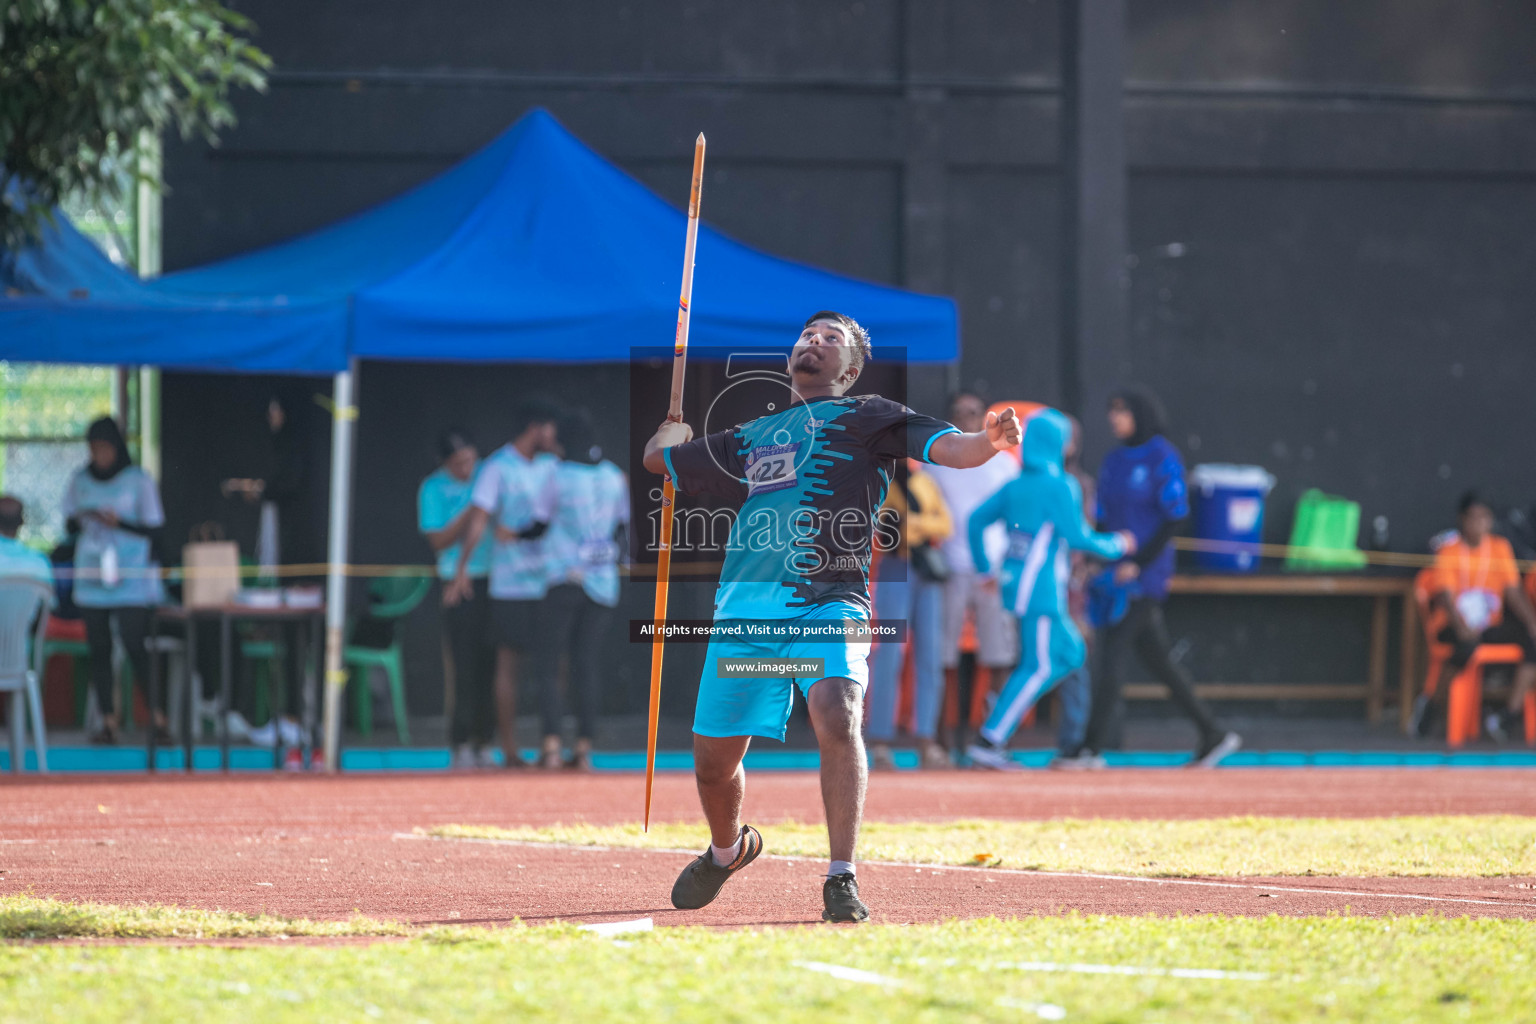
top-left (1437, 617), bottom-right (1536, 669)
top-left (445, 578), bottom-right (494, 746)
top-left (158, 618), bottom-right (226, 702)
top-left (80, 605), bottom-right (159, 718)
top-left (1086, 597), bottom-right (1221, 752)
top-left (539, 582), bottom-right (612, 741)
top-left (240, 620), bottom-right (308, 719)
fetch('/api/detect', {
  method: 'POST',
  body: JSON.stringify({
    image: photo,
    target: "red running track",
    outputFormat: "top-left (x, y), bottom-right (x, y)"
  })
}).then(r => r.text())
top-left (2, 770), bottom-right (1534, 926)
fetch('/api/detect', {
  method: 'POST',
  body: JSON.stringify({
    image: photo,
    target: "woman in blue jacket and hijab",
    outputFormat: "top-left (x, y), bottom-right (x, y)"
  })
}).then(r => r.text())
top-left (1086, 386), bottom-right (1241, 768)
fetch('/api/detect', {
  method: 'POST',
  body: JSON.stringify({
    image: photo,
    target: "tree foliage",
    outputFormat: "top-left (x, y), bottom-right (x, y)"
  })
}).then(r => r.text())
top-left (0, 0), bottom-right (271, 250)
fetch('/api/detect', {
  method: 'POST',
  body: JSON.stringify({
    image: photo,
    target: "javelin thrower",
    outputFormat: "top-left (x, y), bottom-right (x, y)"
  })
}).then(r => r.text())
top-left (643, 311), bottom-right (1021, 922)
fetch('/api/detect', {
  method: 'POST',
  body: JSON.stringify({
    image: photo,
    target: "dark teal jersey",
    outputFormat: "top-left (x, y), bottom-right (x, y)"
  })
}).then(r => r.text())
top-left (663, 394), bottom-right (959, 620)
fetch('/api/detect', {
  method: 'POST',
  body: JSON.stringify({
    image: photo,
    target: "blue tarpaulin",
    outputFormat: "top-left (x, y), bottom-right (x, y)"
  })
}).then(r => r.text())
top-left (1, 109), bottom-right (957, 371)
top-left (0, 187), bottom-right (348, 372)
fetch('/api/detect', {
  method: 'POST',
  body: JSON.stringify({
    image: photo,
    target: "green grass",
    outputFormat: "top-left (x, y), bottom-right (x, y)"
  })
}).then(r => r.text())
top-left (430, 815), bottom-right (1536, 877)
top-left (0, 896), bottom-right (410, 941)
top-left (3, 913), bottom-right (1534, 1022)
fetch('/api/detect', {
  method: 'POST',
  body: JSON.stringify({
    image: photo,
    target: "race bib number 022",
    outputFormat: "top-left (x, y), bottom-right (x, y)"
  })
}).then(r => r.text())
top-left (744, 443), bottom-right (800, 496)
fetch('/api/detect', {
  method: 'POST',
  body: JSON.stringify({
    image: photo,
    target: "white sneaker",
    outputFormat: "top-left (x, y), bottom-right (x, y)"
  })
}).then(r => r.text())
top-left (193, 696), bottom-right (221, 734)
top-left (454, 744), bottom-right (478, 770)
top-left (1193, 731), bottom-right (1243, 768)
top-left (966, 741), bottom-right (1021, 771)
top-left (475, 746), bottom-right (499, 769)
top-left (1049, 751), bottom-right (1106, 771)
top-left (919, 741), bottom-right (953, 770)
top-left (250, 718), bottom-right (305, 748)
top-left (224, 710), bottom-right (252, 741)
top-left (278, 718), bottom-right (305, 748)
top-left (869, 744), bottom-right (897, 771)
top-left (247, 720), bottom-right (277, 748)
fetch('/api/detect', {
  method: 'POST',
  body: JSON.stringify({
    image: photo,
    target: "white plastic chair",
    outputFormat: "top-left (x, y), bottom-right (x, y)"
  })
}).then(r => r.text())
top-left (0, 576), bottom-right (51, 773)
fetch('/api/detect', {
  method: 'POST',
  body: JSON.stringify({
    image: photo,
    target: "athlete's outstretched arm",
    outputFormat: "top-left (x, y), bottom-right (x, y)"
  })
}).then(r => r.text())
top-left (643, 420), bottom-right (694, 475)
top-left (928, 407), bottom-right (1021, 468)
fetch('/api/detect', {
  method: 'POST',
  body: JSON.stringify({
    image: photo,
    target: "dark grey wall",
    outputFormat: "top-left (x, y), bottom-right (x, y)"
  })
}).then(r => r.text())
top-left (160, 0), bottom-right (1536, 718)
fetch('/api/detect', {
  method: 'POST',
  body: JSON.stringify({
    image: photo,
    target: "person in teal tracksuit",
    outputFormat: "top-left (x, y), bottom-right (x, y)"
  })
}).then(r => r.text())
top-left (964, 408), bottom-right (1135, 770)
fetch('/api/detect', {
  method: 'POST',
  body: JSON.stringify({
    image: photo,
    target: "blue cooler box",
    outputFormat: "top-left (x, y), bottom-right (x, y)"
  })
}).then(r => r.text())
top-left (1190, 464), bottom-right (1277, 572)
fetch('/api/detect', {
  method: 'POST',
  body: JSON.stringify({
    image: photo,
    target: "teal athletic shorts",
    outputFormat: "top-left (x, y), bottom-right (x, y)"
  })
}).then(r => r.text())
top-left (693, 605), bottom-right (871, 741)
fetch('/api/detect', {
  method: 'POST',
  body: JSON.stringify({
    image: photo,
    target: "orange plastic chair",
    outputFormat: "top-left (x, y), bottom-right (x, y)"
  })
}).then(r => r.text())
top-left (1529, 686), bottom-right (1536, 746)
top-left (1526, 572), bottom-right (1536, 744)
top-left (1413, 568), bottom-right (1525, 746)
top-left (1413, 569), bottom-right (1450, 700)
top-left (1447, 646), bottom-right (1527, 746)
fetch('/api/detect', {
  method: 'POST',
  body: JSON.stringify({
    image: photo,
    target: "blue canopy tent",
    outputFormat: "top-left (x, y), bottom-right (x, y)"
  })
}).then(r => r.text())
top-left (2, 108), bottom-right (960, 765)
top-left (5, 109), bottom-right (957, 365)
top-left (0, 196), bottom-right (348, 372)
top-left (152, 108), bottom-right (958, 363)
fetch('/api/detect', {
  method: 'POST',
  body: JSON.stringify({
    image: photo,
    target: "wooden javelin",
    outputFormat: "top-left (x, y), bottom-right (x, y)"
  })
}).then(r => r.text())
top-left (646, 132), bottom-right (706, 832)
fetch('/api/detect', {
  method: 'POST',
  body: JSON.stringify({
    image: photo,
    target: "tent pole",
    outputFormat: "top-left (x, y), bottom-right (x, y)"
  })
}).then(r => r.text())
top-left (135, 132), bottom-right (163, 481)
top-left (322, 358), bottom-right (359, 772)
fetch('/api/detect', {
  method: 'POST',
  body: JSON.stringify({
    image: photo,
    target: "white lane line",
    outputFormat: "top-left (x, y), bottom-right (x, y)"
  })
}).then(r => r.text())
top-left (396, 832), bottom-right (700, 856)
top-left (996, 996), bottom-right (1068, 1020)
top-left (1014, 869), bottom-right (1517, 908)
top-left (0, 838), bottom-right (115, 845)
top-left (793, 960), bottom-right (906, 988)
top-left (909, 955), bottom-right (1269, 982)
top-left (797, 961), bottom-right (1075, 1019)
top-left (398, 832), bottom-right (1528, 909)
top-left (579, 917), bottom-right (653, 937)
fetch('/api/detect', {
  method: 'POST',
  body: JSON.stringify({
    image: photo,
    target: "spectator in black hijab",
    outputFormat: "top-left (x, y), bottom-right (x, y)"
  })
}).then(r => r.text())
top-left (1086, 385), bottom-right (1241, 768)
top-left (221, 391), bottom-right (320, 748)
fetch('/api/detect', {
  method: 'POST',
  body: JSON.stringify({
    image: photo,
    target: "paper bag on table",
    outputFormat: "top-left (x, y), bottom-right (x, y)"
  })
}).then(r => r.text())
top-left (182, 541), bottom-right (241, 608)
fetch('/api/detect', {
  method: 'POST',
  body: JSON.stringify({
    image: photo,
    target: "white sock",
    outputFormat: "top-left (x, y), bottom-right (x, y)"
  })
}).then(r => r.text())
top-left (828, 860), bottom-right (855, 878)
top-left (711, 837), bottom-right (742, 867)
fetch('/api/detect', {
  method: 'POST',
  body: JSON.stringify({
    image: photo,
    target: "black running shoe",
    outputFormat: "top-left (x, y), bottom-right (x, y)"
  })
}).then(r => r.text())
top-left (670, 825), bottom-right (763, 910)
top-left (822, 871), bottom-right (869, 923)
top-left (1408, 694), bottom-right (1435, 738)
top-left (1192, 731), bottom-right (1242, 768)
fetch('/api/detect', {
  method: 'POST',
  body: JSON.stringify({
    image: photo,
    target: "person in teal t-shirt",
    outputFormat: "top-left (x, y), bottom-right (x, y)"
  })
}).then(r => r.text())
top-left (419, 428), bottom-right (497, 769)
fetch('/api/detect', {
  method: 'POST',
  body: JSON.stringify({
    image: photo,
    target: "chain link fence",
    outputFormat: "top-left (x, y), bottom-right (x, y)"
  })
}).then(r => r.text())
top-left (1, 439), bottom-right (90, 549)
top-left (0, 361), bottom-right (117, 551)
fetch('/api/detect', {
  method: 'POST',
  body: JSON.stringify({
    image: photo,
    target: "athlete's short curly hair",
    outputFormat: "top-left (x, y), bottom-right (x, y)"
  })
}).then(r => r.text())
top-left (803, 311), bottom-right (872, 373)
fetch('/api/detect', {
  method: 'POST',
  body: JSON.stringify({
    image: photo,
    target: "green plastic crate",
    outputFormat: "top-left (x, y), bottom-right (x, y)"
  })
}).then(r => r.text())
top-left (1285, 488), bottom-right (1368, 570)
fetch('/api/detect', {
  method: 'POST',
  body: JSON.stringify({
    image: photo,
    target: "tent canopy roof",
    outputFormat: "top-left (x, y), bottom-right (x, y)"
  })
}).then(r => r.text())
top-left (2, 110), bottom-right (957, 372)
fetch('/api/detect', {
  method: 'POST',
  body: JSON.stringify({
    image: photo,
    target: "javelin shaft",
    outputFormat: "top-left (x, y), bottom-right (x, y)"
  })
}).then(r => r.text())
top-left (646, 133), bottom-right (705, 832)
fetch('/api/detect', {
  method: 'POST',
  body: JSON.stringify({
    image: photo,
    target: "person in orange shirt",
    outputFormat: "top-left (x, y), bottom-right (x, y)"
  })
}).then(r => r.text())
top-left (1421, 492), bottom-right (1536, 739)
